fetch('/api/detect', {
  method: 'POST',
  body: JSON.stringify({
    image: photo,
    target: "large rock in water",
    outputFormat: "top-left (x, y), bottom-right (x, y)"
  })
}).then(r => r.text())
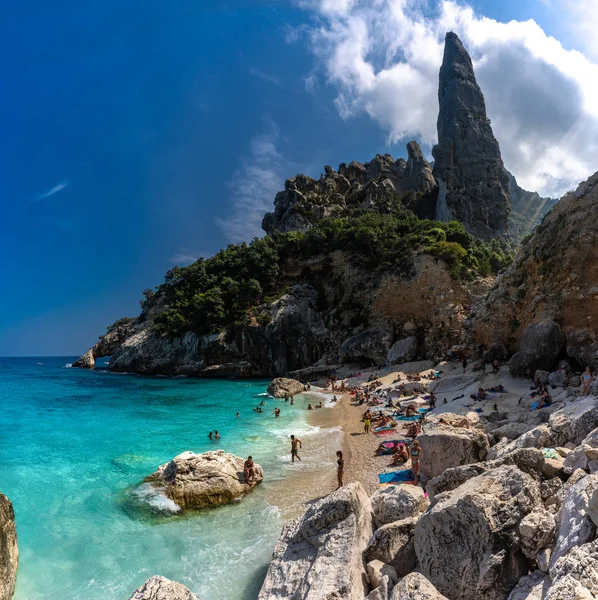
top-left (129, 576), bottom-right (199, 600)
top-left (267, 377), bottom-right (305, 398)
top-left (0, 493), bottom-right (18, 600)
top-left (258, 483), bottom-right (373, 600)
top-left (144, 451), bottom-right (263, 509)
top-left (509, 321), bottom-right (564, 377)
top-left (415, 465), bottom-right (541, 600)
top-left (432, 32), bottom-right (510, 239)
top-left (417, 425), bottom-right (490, 480)
top-left (340, 329), bottom-right (392, 366)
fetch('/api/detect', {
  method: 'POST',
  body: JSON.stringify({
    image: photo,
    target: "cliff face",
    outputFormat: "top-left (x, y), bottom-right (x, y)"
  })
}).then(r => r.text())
top-left (471, 171), bottom-right (598, 370)
top-left (262, 142), bottom-right (437, 235)
top-left (433, 32), bottom-right (511, 239)
top-left (0, 492), bottom-right (18, 600)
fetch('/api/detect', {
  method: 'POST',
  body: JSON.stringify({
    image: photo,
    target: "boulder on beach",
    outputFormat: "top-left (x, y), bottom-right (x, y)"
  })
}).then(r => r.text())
top-left (129, 576), bottom-right (199, 600)
top-left (0, 492), bottom-right (18, 600)
top-left (509, 321), bottom-right (564, 377)
top-left (364, 517), bottom-right (417, 577)
top-left (549, 396), bottom-right (598, 446)
top-left (371, 485), bottom-right (428, 527)
top-left (391, 572), bottom-right (449, 600)
top-left (267, 377), bottom-right (306, 398)
top-left (417, 425), bottom-right (489, 480)
top-left (144, 450), bottom-right (263, 509)
top-left (415, 465), bottom-right (542, 600)
top-left (258, 482), bottom-right (374, 600)
top-left (340, 328), bottom-right (392, 366)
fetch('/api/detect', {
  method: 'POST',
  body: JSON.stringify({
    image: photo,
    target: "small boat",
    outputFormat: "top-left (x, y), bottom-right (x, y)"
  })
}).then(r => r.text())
top-left (37, 362), bottom-right (43, 366)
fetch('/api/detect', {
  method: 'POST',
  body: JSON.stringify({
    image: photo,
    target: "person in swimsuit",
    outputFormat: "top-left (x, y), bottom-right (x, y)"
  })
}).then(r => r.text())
top-left (290, 434), bottom-right (302, 463)
top-left (236, 412), bottom-right (240, 418)
top-left (582, 367), bottom-right (594, 396)
top-left (363, 415), bottom-right (371, 434)
top-left (410, 440), bottom-right (422, 481)
top-left (244, 456), bottom-right (255, 484)
top-left (336, 450), bottom-right (344, 489)
top-left (214, 430), bottom-right (220, 439)
top-left (392, 444), bottom-right (409, 466)
top-left (273, 407), bottom-right (281, 417)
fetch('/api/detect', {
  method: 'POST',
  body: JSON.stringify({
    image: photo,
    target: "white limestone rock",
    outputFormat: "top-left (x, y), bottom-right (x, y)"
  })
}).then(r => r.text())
top-left (128, 576), bottom-right (199, 600)
top-left (371, 485), bottom-right (428, 527)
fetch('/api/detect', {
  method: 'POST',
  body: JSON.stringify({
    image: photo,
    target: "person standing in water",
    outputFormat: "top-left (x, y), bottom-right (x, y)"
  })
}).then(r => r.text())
top-left (336, 450), bottom-right (344, 489)
top-left (290, 434), bottom-right (302, 463)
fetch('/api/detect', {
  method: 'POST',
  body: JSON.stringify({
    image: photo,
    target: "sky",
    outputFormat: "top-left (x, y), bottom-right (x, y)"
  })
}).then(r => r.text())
top-left (1, 0), bottom-right (598, 356)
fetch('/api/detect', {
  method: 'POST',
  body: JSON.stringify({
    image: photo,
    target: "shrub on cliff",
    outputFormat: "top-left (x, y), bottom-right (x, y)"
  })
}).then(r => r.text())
top-left (149, 212), bottom-right (513, 338)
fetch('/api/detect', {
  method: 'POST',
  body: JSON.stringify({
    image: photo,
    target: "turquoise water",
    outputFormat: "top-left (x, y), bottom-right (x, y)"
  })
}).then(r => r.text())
top-left (0, 357), bottom-right (320, 600)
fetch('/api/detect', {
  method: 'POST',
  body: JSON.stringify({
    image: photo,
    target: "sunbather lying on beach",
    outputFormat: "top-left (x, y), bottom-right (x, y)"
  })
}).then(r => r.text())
top-left (405, 421), bottom-right (422, 438)
top-left (438, 416), bottom-right (471, 428)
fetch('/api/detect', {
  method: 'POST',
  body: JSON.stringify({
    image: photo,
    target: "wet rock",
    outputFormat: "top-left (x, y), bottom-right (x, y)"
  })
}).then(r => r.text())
top-left (129, 576), bottom-right (199, 600)
top-left (145, 450), bottom-right (263, 509)
top-left (415, 465), bottom-right (541, 600)
top-left (371, 485), bottom-right (428, 527)
top-left (0, 493), bottom-right (18, 600)
top-left (258, 483), bottom-right (373, 600)
top-left (267, 377), bottom-right (305, 398)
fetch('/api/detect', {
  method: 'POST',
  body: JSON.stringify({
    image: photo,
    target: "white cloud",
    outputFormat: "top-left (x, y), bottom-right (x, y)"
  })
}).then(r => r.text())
top-left (248, 67), bottom-right (282, 87)
top-left (36, 179), bottom-right (69, 201)
top-left (298, 0), bottom-right (598, 197)
top-left (218, 117), bottom-right (288, 243)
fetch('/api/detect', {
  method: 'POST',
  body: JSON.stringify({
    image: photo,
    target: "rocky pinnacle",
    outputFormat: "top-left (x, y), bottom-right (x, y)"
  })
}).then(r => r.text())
top-left (433, 31), bottom-right (510, 239)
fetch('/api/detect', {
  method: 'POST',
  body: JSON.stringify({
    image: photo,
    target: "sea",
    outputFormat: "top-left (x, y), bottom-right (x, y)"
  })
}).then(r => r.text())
top-left (0, 356), bottom-right (330, 600)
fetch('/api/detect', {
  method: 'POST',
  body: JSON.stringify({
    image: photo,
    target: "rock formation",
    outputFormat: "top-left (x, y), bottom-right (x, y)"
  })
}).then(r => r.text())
top-left (144, 450), bottom-right (263, 509)
top-left (0, 493), bottom-right (18, 600)
top-left (262, 143), bottom-right (437, 235)
top-left (129, 576), bottom-right (199, 600)
top-left (433, 32), bottom-right (511, 239)
top-left (258, 483), bottom-right (373, 600)
top-left (267, 377), bottom-right (306, 398)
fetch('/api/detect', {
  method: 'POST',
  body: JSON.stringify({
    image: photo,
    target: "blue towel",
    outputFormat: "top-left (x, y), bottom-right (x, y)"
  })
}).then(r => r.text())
top-left (417, 408), bottom-right (430, 413)
top-left (395, 415), bottom-right (421, 422)
top-left (474, 408), bottom-right (483, 413)
top-left (531, 401), bottom-right (539, 410)
top-left (378, 470), bottom-right (414, 484)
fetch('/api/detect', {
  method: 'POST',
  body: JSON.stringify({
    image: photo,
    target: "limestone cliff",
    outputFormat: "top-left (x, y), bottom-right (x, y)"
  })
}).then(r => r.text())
top-left (433, 32), bottom-right (511, 239)
top-left (0, 492), bottom-right (18, 600)
top-left (262, 141), bottom-right (437, 234)
top-left (471, 170), bottom-right (598, 371)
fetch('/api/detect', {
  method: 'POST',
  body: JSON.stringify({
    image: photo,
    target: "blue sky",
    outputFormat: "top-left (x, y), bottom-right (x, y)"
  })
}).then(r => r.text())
top-left (1, 0), bottom-right (596, 356)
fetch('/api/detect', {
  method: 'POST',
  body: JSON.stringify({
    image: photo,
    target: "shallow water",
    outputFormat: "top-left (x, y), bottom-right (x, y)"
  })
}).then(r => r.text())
top-left (0, 357), bottom-right (323, 600)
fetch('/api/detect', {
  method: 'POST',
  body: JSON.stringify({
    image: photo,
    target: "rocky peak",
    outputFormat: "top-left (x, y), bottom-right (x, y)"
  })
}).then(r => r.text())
top-left (433, 31), bottom-right (511, 239)
top-left (262, 142), bottom-right (437, 235)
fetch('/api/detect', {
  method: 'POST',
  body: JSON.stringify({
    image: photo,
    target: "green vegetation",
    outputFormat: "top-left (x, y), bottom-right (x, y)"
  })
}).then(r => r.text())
top-left (106, 316), bottom-right (136, 333)
top-left (150, 210), bottom-right (513, 338)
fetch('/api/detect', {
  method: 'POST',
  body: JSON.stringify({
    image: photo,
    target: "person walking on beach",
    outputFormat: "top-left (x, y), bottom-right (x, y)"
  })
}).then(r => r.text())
top-left (363, 414), bottom-right (371, 434)
top-left (336, 450), bottom-right (344, 489)
top-left (582, 367), bottom-right (594, 396)
top-left (244, 456), bottom-right (256, 485)
top-left (290, 434), bottom-right (302, 463)
top-left (410, 440), bottom-right (422, 482)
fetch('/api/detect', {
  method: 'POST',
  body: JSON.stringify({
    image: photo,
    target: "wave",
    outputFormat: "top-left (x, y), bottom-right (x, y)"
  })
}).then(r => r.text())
top-left (255, 392), bottom-right (272, 398)
top-left (64, 363), bottom-right (72, 368)
top-left (129, 482), bottom-right (181, 514)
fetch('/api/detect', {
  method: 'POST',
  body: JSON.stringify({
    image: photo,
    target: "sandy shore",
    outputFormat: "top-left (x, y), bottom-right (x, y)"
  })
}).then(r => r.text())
top-left (266, 358), bottom-right (549, 521)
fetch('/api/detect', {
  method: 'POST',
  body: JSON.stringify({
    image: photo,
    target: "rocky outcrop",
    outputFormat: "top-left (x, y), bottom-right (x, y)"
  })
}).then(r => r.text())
top-left (262, 143), bottom-right (437, 235)
top-left (72, 319), bottom-right (137, 368)
top-left (371, 485), bottom-right (428, 527)
top-left (144, 451), bottom-right (263, 510)
top-left (471, 170), bottom-right (598, 367)
top-left (417, 425), bottom-right (490, 480)
top-left (391, 573), bottom-right (449, 600)
top-left (340, 329), bottom-right (393, 366)
top-left (509, 321), bottom-right (564, 377)
top-left (387, 337), bottom-right (419, 365)
top-left (0, 493), bottom-right (17, 600)
top-left (433, 32), bottom-right (510, 239)
top-left (549, 396), bottom-right (598, 446)
top-left (258, 483), bottom-right (373, 600)
top-left (129, 576), bottom-right (199, 600)
top-left (364, 517), bottom-right (418, 577)
top-left (548, 540), bottom-right (598, 600)
top-left (415, 465), bottom-right (541, 600)
top-left (267, 378), bottom-right (306, 398)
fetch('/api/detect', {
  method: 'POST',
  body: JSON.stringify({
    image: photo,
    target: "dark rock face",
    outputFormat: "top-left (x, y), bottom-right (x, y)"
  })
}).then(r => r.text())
top-left (509, 321), bottom-right (564, 377)
top-left (433, 32), bottom-right (510, 239)
top-left (262, 142), bottom-right (437, 234)
top-left (339, 328), bottom-right (393, 366)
